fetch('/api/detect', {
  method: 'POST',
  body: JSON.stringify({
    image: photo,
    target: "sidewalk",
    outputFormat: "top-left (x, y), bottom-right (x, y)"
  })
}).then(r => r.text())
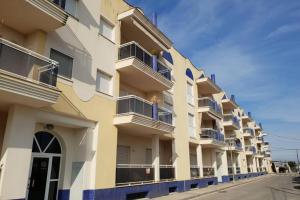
top-left (152, 175), bottom-right (271, 200)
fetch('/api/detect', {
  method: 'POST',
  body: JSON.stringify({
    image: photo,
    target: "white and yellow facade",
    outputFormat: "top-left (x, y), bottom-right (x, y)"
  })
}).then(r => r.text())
top-left (0, 0), bottom-right (272, 200)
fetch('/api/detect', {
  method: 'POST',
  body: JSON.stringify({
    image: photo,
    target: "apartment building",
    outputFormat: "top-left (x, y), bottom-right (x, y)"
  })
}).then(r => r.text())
top-left (0, 0), bottom-right (272, 200)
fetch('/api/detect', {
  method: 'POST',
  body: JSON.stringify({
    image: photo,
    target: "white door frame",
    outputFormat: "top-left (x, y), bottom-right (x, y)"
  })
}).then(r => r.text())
top-left (26, 153), bottom-right (62, 200)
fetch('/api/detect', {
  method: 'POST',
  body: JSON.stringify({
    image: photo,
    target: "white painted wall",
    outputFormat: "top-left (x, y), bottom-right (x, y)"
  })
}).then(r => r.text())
top-left (45, 0), bottom-right (117, 102)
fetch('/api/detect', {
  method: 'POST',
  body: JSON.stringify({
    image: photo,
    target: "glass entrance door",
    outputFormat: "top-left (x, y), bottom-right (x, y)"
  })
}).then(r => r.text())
top-left (27, 132), bottom-right (62, 200)
top-left (27, 157), bottom-right (49, 200)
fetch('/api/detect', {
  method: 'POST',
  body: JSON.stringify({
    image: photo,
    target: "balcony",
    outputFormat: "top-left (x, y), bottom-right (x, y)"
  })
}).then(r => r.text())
top-left (160, 165), bottom-right (175, 181)
top-left (256, 137), bottom-right (263, 144)
top-left (0, 38), bottom-right (61, 108)
top-left (225, 138), bottom-right (243, 151)
top-left (0, 0), bottom-right (68, 34)
top-left (223, 114), bottom-right (240, 130)
top-left (200, 128), bottom-right (225, 148)
top-left (117, 42), bottom-right (173, 92)
top-left (243, 128), bottom-right (254, 138)
top-left (241, 114), bottom-right (252, 123)
top-left (254, 124), bottom-right (262, 131)
top-left (190, 165), bottom-right (200, 178)
top-left (245, 146), bottom-right (256, 156)
top-left (256, 151), bottom-right (264, 158)
top-left (116, 164), bottom-right (154, 186)
top-left (203, 167), bottom-right (215, 177)
top-left (198, 97), bottom-right (222, 120)
top-left (114, 95), bottom-right (174, 136)
top-left (196, 77), bottom-right (222, 95)
top-left (118, 8), bottom-right (172, 52)
top-left (221, 98), bottom-right (238, 110)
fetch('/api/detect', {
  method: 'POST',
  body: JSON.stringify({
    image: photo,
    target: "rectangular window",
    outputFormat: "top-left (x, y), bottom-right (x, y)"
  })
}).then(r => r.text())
top-left (188, 113), bottom-right (195, 137)
top-left (96, 70), bottom-right (113, 95)
top-left (117, 145), bottom-right (130, 164)
top-left (65, 0), bottom-right (78, 17)
top-left (145, 148), bottom-right (152, 165)
top-left (187, 82), bottom-right (194, 105)
top-left (99, 17), bottom-right (114, 41)
top-left (50, 49), bottom-right (73, 79)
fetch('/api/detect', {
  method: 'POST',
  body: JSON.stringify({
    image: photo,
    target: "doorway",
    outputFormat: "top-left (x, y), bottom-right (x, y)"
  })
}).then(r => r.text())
top-left (27, 132), bottom-right (62, 200)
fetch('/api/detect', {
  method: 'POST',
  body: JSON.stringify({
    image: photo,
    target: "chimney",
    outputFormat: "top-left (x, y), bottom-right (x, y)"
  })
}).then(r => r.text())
top-left (152, 12), bottom-right (157, 27)
top-left (230, 94), bottom-right (235, 102)
top-left (210, 74), bottom-right (216, 83)
top-left (248, 112), bottom-right (252, 118)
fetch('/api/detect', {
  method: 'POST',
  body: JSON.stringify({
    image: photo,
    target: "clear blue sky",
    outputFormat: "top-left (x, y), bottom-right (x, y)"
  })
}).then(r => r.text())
top-left (127, 0), bottom-right (300, 162)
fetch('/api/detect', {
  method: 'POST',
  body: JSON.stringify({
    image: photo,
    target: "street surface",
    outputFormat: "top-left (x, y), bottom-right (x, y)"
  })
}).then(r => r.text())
top-left (154, 174), bottom-right (300, 200)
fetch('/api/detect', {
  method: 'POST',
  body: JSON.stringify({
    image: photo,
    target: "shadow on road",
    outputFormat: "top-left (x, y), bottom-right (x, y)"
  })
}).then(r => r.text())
top-left (292, 176), bottom-right (300, 190)
top-left (292, 176), bottom-right (300, 184)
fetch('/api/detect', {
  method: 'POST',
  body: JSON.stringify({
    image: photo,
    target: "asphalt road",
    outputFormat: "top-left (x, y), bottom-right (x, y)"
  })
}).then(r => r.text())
top-left (191, 175), bottom-right (300, 200)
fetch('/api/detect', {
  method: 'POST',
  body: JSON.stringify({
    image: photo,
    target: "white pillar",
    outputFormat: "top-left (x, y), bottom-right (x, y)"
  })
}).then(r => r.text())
top-left (152, 135), bottom-right (160, 182)
top-left (253, 157), bottom-right (258, 172)
top-left (172, 139), bottom-right (177, 179)
top-left (221, 150), bottom-right (229, 176)
top-left (232, 153), bottom-right (237, 174)
top-left (0, 105), bottom-right (36, 199)
top-left (196, 144), bottom-right (203, 177)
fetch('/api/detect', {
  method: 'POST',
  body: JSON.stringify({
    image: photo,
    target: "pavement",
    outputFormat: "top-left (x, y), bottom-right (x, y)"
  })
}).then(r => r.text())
top-left (152, 174), bottom-right (300, 200)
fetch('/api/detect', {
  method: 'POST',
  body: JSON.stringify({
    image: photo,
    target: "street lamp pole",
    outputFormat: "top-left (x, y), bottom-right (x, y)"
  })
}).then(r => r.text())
top-left (296, 149), bottom-right (300, 173)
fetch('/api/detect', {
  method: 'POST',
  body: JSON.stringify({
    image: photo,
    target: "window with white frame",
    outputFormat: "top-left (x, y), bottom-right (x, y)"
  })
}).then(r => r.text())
top-left (96, 70), bottom-right (113, 95)
top-left (187, 82), bottom-right (194, 105)
top-left (99, 17), bottom-right (114, 41)
top-left (188, 113), bottom-right (195, 137)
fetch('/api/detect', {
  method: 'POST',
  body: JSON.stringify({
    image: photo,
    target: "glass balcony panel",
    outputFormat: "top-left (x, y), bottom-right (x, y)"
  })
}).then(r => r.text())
top-left (201, 128), bottom-right (224, 142)
top-left (157, 61), bottom-right (171, 80)
top-left (119, 44), bottom-right (131, 60)
top-left (158, 107), bottom-right (173, 125)
top-left (160, 166), bottom-right (175, 180)
top-left (198, 98), bottom-right (222, 115)
top-left (117, 96), bottom-right (153, 118)
top-left (190, 166), bottom-right (200, 178)
top-left (203, 167), bottom-right (215, 177)
top-left (116, 164), bottom-right (154, 185)
top-left (0, 40), bottom-right (58, 87)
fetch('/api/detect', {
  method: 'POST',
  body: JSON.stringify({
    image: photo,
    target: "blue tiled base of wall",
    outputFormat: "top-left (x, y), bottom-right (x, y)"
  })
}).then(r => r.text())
top-left (58, 173), bottom-right (268, 200)
top-left (58, 189), bottom-right (70, 200)
top-left (222, 172), bottom-right (267, 183)
top-left (83, 177), bottom-right (218, 200)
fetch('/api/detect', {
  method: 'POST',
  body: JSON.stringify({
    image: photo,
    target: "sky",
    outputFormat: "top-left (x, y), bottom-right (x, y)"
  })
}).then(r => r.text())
top-left (127, 0), bottom-right (300, 162)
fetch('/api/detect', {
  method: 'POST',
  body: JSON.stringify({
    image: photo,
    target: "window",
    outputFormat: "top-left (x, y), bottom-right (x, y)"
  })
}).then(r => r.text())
top-left (188, 113), bottom-right (195, 137)
top-left (99, 17), bottom-right (114, 41)
top-left (50, 49), bottom-right (73, 79)
top-left (145, 149), bottom-right (152, 165)
top-left (96, 70), bottom-right (113, 95)
top-left (187, 82), bottom-right (194, 105)
top-left (117, 145), bottom-right (130, 164)
top-left (53, 0), bottom-right (78, 17)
